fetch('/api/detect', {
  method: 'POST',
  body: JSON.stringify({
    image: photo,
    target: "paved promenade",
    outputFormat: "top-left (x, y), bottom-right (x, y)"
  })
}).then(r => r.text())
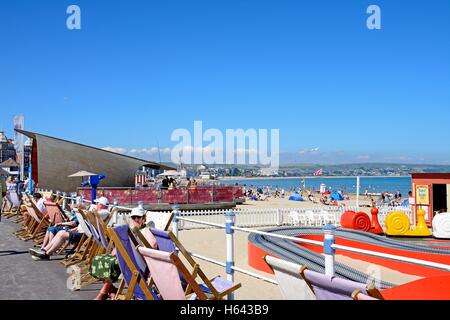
top-left (0, 217), bottom-right (101, 300)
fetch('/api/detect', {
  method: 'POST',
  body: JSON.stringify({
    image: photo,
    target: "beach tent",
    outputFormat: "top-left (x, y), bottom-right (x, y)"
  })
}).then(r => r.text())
top-left (330, 191), bottom-right (344, 201)
top-left (289, 192), bottom-right (304, 202)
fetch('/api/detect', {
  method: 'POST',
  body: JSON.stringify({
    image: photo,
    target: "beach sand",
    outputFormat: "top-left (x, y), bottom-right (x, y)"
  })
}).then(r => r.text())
top-left (237, 194), bottom-right (374, 213)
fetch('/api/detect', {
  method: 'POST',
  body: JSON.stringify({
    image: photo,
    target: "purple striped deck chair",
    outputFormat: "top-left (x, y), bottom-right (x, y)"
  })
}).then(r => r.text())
top-left (265, 255), bottom-right (383, 300)
top-left (151, 228), bottom-right (177, 252)
top-left (93, 212), bottom-right (110, 251)
top-left (108, 225), bottom-right (159, 300)
top-left (301, 268), bottom-right (380, 300)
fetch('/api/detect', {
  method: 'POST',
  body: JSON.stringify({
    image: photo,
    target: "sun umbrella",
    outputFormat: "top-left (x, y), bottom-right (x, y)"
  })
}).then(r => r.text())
top-left (68, 170), bottom-right (97, 178)
top-left (157, 170), bottom-right (183, 177)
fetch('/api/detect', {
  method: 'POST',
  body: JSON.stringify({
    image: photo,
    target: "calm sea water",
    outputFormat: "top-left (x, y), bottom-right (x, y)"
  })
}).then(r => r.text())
top-left (221, 176), bottom-right (412, 196)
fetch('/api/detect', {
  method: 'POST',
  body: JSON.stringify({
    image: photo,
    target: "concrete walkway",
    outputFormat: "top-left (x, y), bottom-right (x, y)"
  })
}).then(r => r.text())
top-left (0, 217), bottom-right (101, 300)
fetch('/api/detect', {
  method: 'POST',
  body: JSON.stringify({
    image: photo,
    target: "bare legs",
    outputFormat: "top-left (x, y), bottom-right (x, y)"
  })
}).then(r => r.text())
top-left (40, 230), bottom-right (56, 249)
top-left (42, 231), bottom-right (69, 255)
top-left (94, 280), bottom-right (116, 300)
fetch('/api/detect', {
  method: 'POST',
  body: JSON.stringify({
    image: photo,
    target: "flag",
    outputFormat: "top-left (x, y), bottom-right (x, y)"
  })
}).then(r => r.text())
top-left (313, 168), bottom-right (323, 176)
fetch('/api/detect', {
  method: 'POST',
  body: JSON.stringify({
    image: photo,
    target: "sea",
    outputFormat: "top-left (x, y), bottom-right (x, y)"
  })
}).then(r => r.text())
top-left (220, 176), bottom-right (412, 196)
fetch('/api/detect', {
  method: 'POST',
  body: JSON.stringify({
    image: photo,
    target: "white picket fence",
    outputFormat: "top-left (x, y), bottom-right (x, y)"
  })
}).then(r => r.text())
top-left (377, 205), bottom-right (413, 228)
top-left (110, 205), bottom-right (414, 230)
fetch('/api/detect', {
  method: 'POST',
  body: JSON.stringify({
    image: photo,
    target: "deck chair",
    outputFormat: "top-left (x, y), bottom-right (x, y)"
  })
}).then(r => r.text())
top-left (264, 255), bottom-right (316, 300)
top-left (16, 194), bottom-right (51, 244)
top-left (3, 191), bottom-right (21, 218)
top-left (265, 255), bottom-right (383, 300)
top-left (44, 201), bottom-right (70, 225)
top-left (60, 209), bottom-right (94, 268)
top-left (107, 225), bottom-right (159, 300)
top-left (71, 210), bottom-right (114, 290)
top-left (138, 247), bottom-right (211, 300)
top-left (149, 228), bottom-right (241, 299)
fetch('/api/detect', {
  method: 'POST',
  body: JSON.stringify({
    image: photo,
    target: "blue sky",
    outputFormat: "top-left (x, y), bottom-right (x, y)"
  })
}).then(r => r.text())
top-left (1, 0), bottom-right (449, 165)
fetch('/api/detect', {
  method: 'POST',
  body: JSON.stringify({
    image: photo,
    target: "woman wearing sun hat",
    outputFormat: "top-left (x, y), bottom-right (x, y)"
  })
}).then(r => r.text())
top-left (89, 206), bottom-right (157, 300)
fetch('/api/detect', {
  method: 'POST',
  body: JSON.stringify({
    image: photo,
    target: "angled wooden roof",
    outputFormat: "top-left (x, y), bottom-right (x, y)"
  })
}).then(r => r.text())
top-left (15, 129), bottom-right (175, 192)
top-left (0, 158), bottom-right (19, 167)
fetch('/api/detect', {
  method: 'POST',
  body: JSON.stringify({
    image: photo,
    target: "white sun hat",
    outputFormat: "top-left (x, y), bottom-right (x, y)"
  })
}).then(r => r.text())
top-left (130, 207), bottom-right (146, 217)
top-left (94, 196), bottom-right (109, 206)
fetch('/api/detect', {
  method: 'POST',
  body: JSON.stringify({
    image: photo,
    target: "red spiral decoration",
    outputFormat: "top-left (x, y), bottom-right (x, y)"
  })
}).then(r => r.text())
top-left (340, 211), bottom-right (371, 232)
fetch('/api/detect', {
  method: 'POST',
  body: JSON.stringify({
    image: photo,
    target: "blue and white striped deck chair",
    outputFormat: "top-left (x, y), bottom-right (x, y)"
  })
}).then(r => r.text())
top-left (107, 224), bottom-right (159, 300)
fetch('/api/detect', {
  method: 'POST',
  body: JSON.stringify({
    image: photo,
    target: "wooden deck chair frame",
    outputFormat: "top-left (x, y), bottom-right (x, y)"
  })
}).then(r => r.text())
top-left (10, 199), bottom-right (25, 223)
top-left (107, 226), bottom-right (156, 300)
top-left (61, 209), bottom-right (95, 268)
top-left (166, 231), bottom-right (241, 299)
top-left (139, 248), bottom-right (209, 300)
top-left (352, 288), bottom-right (383, 300)
top-left (16, 194), bottom-right (51, 243)
top-left (5, 198), bottom-right (23, 219)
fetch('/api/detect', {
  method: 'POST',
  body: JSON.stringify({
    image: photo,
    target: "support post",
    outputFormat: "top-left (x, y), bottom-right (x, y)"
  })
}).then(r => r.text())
top-left (225, 209), bottom-right (235, 300)
top-left (171, 204), bottom-right (180, 239)
top-left (323, 224), bottom-right (336, 277)
top-left (356, 176), bottom-right (360, 210)
top-left (28, 163), bottom-right (33, 194)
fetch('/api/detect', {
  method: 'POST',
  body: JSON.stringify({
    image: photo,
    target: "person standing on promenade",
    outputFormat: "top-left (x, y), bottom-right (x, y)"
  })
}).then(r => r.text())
top-left (0, 175), bottom-right (7, 221)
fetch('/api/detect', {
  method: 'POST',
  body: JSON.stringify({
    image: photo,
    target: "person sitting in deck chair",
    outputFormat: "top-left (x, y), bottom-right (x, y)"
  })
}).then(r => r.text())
top-left (22, 192), bottom-right (47, 226)
top-left (29, 197), bottom-right (111, 260)
top-left (32, 209), bottom-right (79, 256)
top-left (89, 206), bottom-right (158, 300)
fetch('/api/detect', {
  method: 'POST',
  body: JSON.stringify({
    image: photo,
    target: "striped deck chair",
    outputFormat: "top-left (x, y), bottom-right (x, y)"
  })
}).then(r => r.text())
top-left (3, 191), bottom-right (21, 218)
top-left (73, 211), bottom-right (114, 290)
top-left (148, 228), bottom-right (241, 299)
top-left (138, 247), bottom-right (240, 300)
top-left (15, 194), bottom-right (51, 244)
top-left (264, 255), bottom-right (316, 300)
top-left (61, 209), bottom-right (93, 268)
top-left (265, 255), bottom-right (383, 300)
top-left (44, 201), bottom-right (69, 225)
top-left (107, 225), bottom-right (159, 300)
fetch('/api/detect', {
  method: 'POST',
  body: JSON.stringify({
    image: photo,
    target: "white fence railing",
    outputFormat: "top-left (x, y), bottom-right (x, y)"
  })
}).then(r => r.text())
top-left (39, 189), bottom-right (415, 230)
top-left (110, 206), bottom-right (413, 230)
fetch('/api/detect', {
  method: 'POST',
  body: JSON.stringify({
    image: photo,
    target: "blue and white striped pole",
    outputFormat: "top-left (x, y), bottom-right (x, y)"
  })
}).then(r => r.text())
top-left (28, 163), bottom-right (33, 194)
top-left (225, 209), bottom-right (235, 300)
top-left (171, 204), bottom-right (180, 239)
top-left (323, 224), bottom-right (336, 276)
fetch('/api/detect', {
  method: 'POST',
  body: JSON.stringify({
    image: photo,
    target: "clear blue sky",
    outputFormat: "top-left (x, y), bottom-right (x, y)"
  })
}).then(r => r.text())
top-left (1, 0), bottom-right (449, 164)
